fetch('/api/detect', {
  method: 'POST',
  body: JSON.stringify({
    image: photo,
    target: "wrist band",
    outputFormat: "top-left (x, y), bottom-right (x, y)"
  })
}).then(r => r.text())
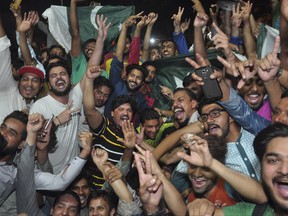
top-left (230, 35), bottom-right (240, 45)
top-left (56, 116), bottom-right (62, 126)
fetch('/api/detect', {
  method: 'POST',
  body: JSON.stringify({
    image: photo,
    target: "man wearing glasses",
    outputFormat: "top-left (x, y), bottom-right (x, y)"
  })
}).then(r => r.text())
top-left (197, 99), bottom-right (261, 182)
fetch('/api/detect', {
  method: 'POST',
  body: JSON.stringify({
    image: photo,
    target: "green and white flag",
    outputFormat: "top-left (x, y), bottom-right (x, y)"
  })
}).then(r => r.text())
top-left (42, 5), bottom-right (135, 53)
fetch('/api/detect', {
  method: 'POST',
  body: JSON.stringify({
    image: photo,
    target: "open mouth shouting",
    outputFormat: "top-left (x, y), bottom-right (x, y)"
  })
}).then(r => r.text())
top-left (55, 79), bottom-right (66, 90)
top-left (174, 107), bottom-right (185, 122)
top-left (208, 123), bottom-right (220, 135)
top-left (274, 177), bottom-right (288, 199)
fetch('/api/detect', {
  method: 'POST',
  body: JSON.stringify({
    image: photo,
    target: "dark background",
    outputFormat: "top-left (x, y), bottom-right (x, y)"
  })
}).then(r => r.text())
top-left (0, 0), bottom-right (271, 55)
top-left (0, 0), bottom-right (216, 53)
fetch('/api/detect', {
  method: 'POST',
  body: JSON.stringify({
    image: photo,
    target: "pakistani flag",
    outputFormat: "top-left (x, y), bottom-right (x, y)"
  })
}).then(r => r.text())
top-left (153, 50), bottom-right (223, 91)
top-left (42, 5), bottom-right (135, 53)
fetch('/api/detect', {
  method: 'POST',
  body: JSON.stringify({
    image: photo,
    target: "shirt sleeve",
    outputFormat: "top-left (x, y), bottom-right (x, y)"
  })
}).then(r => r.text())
top-left (110, 56), bottom-right (124, 86)
top-left (173, 31), bottom-right (189, 55)
top-left (16, 144), bottom-right (45, 216)
top-left (0, 36), bottom-right (16, 91)
top-left (128, 36), bottom-right (141, 64)
top-left (218, 88), bottom-right (271, 135)
top-left (34, 156), bottom-right (86, 191)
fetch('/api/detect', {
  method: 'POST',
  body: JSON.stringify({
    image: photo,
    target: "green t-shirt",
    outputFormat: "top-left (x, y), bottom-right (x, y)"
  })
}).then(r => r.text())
top-left (137, 122), bottom-right (174, 148)
top-left (71, 51), bottom-right (108, 85)
top-left (223, 202), bottom-right (274, 216)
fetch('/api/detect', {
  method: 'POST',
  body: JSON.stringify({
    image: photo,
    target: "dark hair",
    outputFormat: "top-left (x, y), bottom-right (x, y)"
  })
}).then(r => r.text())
top-left (140, 108), bottom-right (160, 124)
top-left (83, 38), bottom-right (96, 50)
top-left (111, 95), bottom-right (137, 114)
top-left (11, 57), bottom-right (24, 70)
top-left (161, 39), bottom-right (177, 48)
top-left (45, 60), bottom-right (71, 82)
top-left (281, 89), bottom-right (288, 99)
top-left (68, 172), bottom-right (90, 191)
top-left (142, 60), bottom-right (157, 70)
top-left (88, 190), bottom-right (115, 213)
top-left (93, 76), bottom-right (115, 94)
top-left (48, 44), bottom-right (66, 58)
top-left (197, 99), bottom-right (224, 115)
top-left (40, 48), bottom-right (48, 56)
top-left (173, 88), bottom-right (198, 102)
top-left (53, 191), bottom-right (81, 214)
top-left (126, 64), bottom-right (148, 81)
top-left (47, 122), bottom-right (58, 153)
top-left (183, 74), bottom-right (196, 88)
top-left (43, 54), bottom-right (67, 71)
top-left (253, 123), bottom-right (288, 161)
top-left (205, 135), bottom-right (227, 164)
top-left (3, 111), bottom-right (28, 140)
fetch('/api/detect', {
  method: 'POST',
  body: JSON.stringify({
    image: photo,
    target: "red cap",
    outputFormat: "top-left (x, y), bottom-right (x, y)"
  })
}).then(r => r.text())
top-left (18, 66), bottom-right (45, 81)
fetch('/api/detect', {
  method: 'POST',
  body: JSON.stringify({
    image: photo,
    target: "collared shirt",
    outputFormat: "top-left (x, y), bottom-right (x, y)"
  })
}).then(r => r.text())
top-left (226, 128), bottom-right (261, 181)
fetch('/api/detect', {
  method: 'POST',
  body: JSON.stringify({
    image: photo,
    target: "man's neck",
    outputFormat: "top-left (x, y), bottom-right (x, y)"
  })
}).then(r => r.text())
top-left (225, 122), bottom-right (241, 143)
top-left (49, 92), bottom-right (70, 104)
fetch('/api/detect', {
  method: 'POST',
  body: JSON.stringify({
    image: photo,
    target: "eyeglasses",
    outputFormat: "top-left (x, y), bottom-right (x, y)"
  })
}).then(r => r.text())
top-left (198, 109), bottom-right (225, 122)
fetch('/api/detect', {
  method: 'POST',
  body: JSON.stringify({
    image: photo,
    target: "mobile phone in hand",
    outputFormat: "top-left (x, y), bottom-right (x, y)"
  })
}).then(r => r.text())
top-left (194, 65), bottom-right (223, 102)
top-left (44, 114), bottom-right (54, 130)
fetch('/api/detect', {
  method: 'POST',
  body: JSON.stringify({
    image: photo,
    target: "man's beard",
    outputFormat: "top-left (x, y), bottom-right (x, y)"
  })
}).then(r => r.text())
top-left (126, 80), bottom-right (141, 92)
top-left (50, 82), bottom-right (72, 96)
top-left (0, 134), bottom-right (18, 159)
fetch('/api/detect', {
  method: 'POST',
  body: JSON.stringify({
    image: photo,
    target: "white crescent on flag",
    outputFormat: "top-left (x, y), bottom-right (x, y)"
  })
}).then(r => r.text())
top-left (90, 6), bottom-right (103, 30)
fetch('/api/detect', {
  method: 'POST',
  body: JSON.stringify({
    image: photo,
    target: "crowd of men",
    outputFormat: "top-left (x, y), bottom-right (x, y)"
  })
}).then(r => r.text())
top-left (1, 0), bottom-right (288, 215)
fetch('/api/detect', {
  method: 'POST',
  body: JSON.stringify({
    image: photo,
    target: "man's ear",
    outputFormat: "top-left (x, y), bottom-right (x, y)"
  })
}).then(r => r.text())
top-left (18, 140), bottom-right (26, 150)
top-left (111, 111), bottom-right (114, 117)
top-left (48, 82), bottom-right (51, 90)
top-left (191, 100), bottom-right (198, 110)
top-left (110, 208), bottom-right (116, 216)
top-left (229, 116), bottom-right (234, 124)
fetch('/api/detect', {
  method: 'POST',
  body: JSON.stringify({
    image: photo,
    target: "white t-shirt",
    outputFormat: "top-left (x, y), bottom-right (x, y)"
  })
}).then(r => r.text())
top-left (30, 83), bottom-right (83, 174)
top-left (0, 36), bottom-right (28, 124)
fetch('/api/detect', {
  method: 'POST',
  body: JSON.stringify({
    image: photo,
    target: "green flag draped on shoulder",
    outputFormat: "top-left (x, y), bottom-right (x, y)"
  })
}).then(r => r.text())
top-left (42, 5), bottom-right (135, 53)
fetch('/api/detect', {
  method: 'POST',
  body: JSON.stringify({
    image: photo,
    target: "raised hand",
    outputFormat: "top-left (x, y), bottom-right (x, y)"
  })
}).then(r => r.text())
top-left (231, 3), bottom-right (243, 28)
top-left (147, 12), bottom-right (158, 27)
top-left (187, 198), bottom-right (215, 216)
top-left (56, 101), bottom-right (81, 126)
top-left (212, 23), bottom-right (235, 57)
top-left (91, 148), bottom-right (108, 172)
top-left (30, 11), bottom-right (39, 27)
top-left (27, 113), bottom-right (45, 134)
top-left (241, 0), bottom-right (253, 22)
top-left (78, 131), bottom-right (93, 158)
top-left (124, 12), bottom-right (144, 27)
top-left (186, 53), bottom-right (223, 85)
top-left (172, 7), bottom-right (184, 33)
top-left (135, 145), bottom-right (163, 177)
top-left (136, 125), bottom-right (145, 145)
top-left (117, 120), bottom-right (136, 149)
top-left (36, 117), bottom-right (53, 151)
top-left (136, 15), bottom-right (149, 29)
top-left (160, 85), bottom-right (173, 100)
top-left (134, 150), bottom-right (163, 210)
top-left (193, 12), bottom-right (209, 28)
top-left (177, 135), bottom-right (213, 168)
top-left (217, 55), bottom-right (257, 89)
top-left (96, 14), bottom-right (111, 41)
top-left (209, 4), bottom-right (219, 24)
top-left (86, 64), bottom-right (102, 79)
top-left (192, 0), bottom-right (205, 13)
top-left (181, 18), bottom-right (191, 33)
top-left (10, 2), bottom-right (22, 17)
top-left (18, 12), bottom-right (37, 33)
top-left (257, 36), bottom-right (281, 81)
